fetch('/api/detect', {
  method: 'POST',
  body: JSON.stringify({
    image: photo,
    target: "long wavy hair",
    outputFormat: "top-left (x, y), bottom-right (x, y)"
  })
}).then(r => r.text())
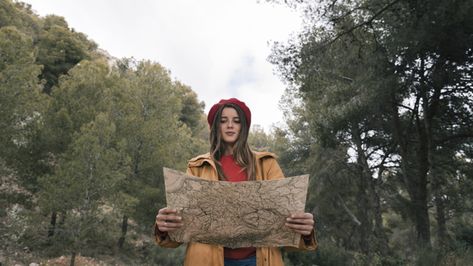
top-left (209, 103), bottom-right (255, 181)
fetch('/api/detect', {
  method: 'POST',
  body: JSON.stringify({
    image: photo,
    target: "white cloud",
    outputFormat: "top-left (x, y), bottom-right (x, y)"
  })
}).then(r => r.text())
top-left (22, 0), bottom-right (302, 131)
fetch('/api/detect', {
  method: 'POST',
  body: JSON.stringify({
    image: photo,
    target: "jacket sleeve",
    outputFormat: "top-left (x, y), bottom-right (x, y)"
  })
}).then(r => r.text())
top-left (284, 229), bottom-right (318, 251)
top-left (264, 157), bottom-right (318, 251)
top-left (154, 222), bottom-right (182, 248)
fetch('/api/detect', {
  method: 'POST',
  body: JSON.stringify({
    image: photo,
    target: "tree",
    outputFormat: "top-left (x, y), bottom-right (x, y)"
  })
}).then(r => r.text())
top-left (110, 59), bottom-right (205, 248)
top-left (39, 113), bottom-right (129, 266)
top-left (0, 2), bottom-right (210, 263)
top-left (0, 0), bottom-right (41, 37)
top-left (248, 125), bottom-right (273, 152)
top-left (0, 25), bottom-right (47, 191)
top-left (39, 59), bottom-right (116, 239)
top-left (174, 81), bottom-right (206, 137)
top-left (270, 0), bottom-right (473, 259)
top-left (36, 15), bottom-right (97, 94)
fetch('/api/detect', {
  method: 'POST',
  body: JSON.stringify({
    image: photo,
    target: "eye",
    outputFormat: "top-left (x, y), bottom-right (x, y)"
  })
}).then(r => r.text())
top-left (233, 119), bottom-right (241, 124)
top-left (220, 118), bottom-right (227, 124)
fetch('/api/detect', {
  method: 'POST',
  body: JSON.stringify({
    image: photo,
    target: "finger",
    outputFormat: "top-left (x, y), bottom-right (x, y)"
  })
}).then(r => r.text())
top-left (285, 222), bottom-right (313, 230)
top-left (285, 223), bottom-right (313, 236)
top-left (158, 225), bottom-right (182, 232)
top-left (158, 208), bottom-right (177, 214)
top-left (286, 217), bottom-right (314, 226)
top-left (156, 208), bottom-right (179, 221)
top-left (157, 220), bottom-right (183, 228)
top-left (157, 214), bottom-right (182, 222)
top-left (289, 213), bottom-right (313, 219)
top-left (158, 226), bottom-right (177, 232)
top-left (157, 221), bottom-right (183, 231)
top-left (285, 222), bottom-right (313, 232)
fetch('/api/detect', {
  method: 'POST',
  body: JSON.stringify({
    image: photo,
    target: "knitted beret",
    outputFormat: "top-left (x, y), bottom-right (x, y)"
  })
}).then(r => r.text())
top-left (207, 98), bottom-right (251, 127)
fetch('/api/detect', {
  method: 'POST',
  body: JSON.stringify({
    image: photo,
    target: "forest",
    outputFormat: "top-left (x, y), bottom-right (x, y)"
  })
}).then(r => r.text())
top-left (1, 0), bottom-right (472, 265)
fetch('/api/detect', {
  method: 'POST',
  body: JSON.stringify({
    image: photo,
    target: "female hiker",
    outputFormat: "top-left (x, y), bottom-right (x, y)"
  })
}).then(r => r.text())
top-left (155, 98), bottom-right (317, 266)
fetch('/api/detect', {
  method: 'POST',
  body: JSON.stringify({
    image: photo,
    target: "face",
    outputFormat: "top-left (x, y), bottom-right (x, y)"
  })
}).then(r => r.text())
top-left (219, 107), bottom-right (241, 146)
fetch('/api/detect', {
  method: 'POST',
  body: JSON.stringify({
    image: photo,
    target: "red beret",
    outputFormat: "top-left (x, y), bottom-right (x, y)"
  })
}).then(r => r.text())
top-left (207, 98), bottom-right (251, 127)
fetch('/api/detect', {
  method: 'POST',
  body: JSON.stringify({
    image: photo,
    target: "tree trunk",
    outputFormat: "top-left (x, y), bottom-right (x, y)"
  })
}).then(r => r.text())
top-left (351, 125), bottom-right (389, 256)
top-left (59, 211), bottom-right (66, 225)
top-left (118, 215), bottom-right (128, 248)
top-left (353, 132), bottom-right (371, 254)
top-left (48, 211), bottom-right (57, 237)
top-left (415, 115), bottom-right (432, 247)
top-left (59, 211), bottom-right (66, 229)
top-left (431, 161), bottom-right (449, 249)
top-left (357, 169), bottom-right (371, 254)
top-left (412, 183), bottom-right (431, 247)
top-left (390, 97), bottom-right (432, 248)
top-left (70, 251), bottom-right (76, 266)
top-left (434, 191), bottom-right (448, 248)
top-left (411, 132), bottom-right (431, 247)
top-left (371, 179), bottom-right (390, 255)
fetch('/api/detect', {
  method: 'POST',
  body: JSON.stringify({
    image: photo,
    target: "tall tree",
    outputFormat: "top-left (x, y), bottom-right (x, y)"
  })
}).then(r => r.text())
top-left (270, 0), bottom-right (473, 252)
top-left (110, 59), bottom-right (204, 247)
top-left (40, 59), bottom-right (116, 238)
top-left (36, 15), bottom-right (97, 94)
top-left (0, 0), bottom-right (41, 36)
top-left (0, 25), bottom-right (47, 191)
top-left (39, 113), bottom-right (129, 266)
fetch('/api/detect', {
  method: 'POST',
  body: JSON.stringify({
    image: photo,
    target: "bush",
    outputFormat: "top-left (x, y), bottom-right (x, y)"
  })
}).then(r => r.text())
top-left (146, 244), bottom-right (186, 265)
top-left (284, 241), bottom-right (352, 266)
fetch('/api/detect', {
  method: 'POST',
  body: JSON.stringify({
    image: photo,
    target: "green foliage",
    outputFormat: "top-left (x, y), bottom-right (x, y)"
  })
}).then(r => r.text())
top-left (270, 0), bottom-right (473, 264)
top-left (248, 125), bottom-right (273, 152)
top-left (1, 0), bottom-right (97, 95)
top-left (50, 60), bottom-right (114, 131)
top-left (0, 0), bottom-right (40, 36)
top-left (36, 15), bottom-right (97, 93)
top-left (2, 0), bottom-right (471, 264)
top-left (147, 245), bottom-right (186, 265)
top-left (174, 81), bottom-right (206, 137)
top-left (285, 242), bottom-right (352, 266)
top-left (0, 26), bottom-right (44, 143)
top-left (38, 113), bottom-right (129, 255)
top-left (109, 60), bottom-right (206, 229)
top-left (0, 25), bottom-right (48, 191)
top-left (0, 3), bottom-right (207, 264)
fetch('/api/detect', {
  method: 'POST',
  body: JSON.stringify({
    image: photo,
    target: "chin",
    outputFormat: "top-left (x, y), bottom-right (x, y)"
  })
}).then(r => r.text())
top-left (223, 139), bottom-right (238, 145)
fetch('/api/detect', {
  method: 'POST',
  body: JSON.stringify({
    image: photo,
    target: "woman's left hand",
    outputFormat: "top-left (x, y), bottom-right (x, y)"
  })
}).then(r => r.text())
top-left (285, 212), bottom-right (314, 236)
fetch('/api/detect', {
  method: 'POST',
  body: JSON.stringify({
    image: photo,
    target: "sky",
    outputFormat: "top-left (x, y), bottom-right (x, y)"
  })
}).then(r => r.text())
top-left (21, 0), bottom-right (302, 131)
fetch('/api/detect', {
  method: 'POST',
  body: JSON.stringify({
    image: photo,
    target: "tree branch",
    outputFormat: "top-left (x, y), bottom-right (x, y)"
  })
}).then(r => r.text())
top-left (324, 0), bottom-right (402, 46)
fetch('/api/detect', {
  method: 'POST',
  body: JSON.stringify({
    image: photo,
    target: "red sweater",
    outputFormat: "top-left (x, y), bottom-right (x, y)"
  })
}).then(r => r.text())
top-left (220, 154), bottom-right (256, 259)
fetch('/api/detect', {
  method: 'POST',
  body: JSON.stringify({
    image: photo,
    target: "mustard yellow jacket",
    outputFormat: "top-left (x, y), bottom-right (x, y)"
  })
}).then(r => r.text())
top-left (155, 151), bottom-right (317, 266)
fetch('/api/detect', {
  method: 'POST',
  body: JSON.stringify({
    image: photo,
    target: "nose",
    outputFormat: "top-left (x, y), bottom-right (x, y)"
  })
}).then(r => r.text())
top-left (226, 120), bottom-right (234, 128)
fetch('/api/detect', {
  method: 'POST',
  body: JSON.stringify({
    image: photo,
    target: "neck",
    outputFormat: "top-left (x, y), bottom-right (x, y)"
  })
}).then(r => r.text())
top-left (224, 145), bottom-right (234, 156)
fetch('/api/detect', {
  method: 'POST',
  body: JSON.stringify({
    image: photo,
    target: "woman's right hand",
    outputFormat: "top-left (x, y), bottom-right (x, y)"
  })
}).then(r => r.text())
top-left (155, 207), bottom-right (183, 232)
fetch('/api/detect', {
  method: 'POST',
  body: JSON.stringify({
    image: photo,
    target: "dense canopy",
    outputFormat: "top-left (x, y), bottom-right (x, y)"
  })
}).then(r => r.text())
top-left (1, 0), bottom-right (472, 265)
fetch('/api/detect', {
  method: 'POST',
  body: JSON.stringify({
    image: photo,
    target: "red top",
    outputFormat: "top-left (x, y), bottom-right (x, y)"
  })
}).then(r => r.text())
top-left (220, 154), bottom-right (257, 259)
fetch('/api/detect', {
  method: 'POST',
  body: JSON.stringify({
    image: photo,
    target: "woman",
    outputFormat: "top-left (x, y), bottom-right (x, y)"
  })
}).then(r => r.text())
top-left (155, 98), bottom-right (317, 266)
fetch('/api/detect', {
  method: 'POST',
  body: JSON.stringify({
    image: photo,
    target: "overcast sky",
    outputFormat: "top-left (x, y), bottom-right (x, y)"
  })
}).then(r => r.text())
top-left (21, 0), bottom-right (302, 131)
